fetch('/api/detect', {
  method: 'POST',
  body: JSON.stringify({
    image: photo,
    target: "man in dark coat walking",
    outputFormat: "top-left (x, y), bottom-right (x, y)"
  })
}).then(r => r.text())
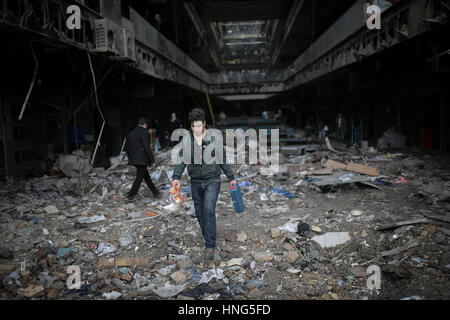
top-left (126, 117), bottom-right (160, 202)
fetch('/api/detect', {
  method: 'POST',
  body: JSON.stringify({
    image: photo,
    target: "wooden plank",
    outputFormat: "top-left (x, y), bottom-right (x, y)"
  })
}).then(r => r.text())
top-left (325, 159), bottom-right (347, 170)
top-left (325, 159), bottom-right (380, 176)
top-left (374, 218), bottom-right (429, 231)
top-left (422, 213), bottom-right (450, 224)
top-left (380, 241), bottom-right (419, 257)
top-left (346, 162), bottom-right (380, 176)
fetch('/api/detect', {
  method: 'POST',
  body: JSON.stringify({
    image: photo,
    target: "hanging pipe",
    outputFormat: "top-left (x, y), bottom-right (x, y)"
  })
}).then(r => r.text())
top-left (87, 52), bottom-right (106, 166)
top-left (18, 42), bottom-right (39, 121)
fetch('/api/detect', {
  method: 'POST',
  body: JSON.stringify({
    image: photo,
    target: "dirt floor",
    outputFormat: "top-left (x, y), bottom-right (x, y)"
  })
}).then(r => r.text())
top-left (0, 145), bottom-right (449, 300)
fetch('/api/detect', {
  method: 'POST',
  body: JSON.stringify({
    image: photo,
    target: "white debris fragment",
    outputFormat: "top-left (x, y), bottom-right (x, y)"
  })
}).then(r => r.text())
top-left (312, 232), bottom-right (351, 248)
top-left (103, 291), bottom-right (121, 300)
top-left (152, 283), bottom-right (187, 298)
top-left (44, 205), bottom-right (59, 214)
top-left (226, 258), bottom-right (244, 267)
top-left (164, 203), bottom-right (178, 212)
top-left (279, 221), bottom-right (299, 233)
top-left (78, 215), bottom-right (106, 224)
top-left (199, 268), bottom-right (225, 284)
top-left (351, 210), bottom-right (364, 216)
top-left (400, 296), bottom-right (423, 300)
top-left (95, 242), bottom-right (117, 256)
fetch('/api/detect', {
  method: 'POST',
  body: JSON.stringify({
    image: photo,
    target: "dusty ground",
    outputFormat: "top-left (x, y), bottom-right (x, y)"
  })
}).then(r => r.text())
top-left (0, 147), bottom-right (449, 300)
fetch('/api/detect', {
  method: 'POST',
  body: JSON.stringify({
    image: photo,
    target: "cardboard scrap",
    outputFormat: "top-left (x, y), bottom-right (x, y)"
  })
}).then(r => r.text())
top-left (18, 285), bottom-right (45, 298)
top-left (345, 162), bottom-right (380, 176)
top-left (326, 160), bottom-right (380, 176)
top-left (326, 160), bottom-right (347, 170)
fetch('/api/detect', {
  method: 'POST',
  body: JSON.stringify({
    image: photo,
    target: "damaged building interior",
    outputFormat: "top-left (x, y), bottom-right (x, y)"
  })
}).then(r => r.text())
top-left (0, 0), bottom-right (449, 301)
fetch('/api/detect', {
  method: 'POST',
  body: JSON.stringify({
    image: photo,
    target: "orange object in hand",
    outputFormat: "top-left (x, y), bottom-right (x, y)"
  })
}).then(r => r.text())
top-left (170, 186), bottom-right (185, 204)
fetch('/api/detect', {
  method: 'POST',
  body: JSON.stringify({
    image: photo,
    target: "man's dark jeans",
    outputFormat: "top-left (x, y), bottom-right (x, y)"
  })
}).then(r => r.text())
top-left (191, 178), bottom-right (221, 249)
top-left (128, 165), bottom-right (158, 198)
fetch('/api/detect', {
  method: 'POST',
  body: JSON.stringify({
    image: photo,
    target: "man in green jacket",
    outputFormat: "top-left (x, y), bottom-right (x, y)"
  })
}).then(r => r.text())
top-left (171, 108), bottom-right (237, 262)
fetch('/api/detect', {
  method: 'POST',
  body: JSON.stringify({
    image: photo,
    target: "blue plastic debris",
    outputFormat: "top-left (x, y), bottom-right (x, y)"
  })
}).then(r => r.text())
top-left (57, 247), bottom-right (78, 258)
top-left (181, 187), bottom-right (191, 195)
top-left (185, 266), bottom-right (202, 283)
top-left (238, 181), bottom-right (251, 188)
top-left (119, 267), bottom-right (131, 274)
top-left (66, 284), bottom-right (92, 296)
top-left (268, 188), bottom-right (296, 198)
top-left (374, 178), bottom-right (393, 187)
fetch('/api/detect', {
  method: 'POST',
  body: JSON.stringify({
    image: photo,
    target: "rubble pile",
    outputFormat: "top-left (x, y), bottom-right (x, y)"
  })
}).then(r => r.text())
top-left (0, 141), bottom-right (449, 300)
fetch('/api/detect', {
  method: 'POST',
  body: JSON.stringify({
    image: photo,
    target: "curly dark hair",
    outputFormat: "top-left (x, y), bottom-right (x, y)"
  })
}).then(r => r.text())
top-left (188, 108), bottom-right (206, 124)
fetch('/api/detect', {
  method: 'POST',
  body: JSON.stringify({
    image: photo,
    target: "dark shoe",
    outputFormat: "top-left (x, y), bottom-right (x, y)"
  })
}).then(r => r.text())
top-left (204, 248), bottom-right (214, 262)
top-left (125, 196), bottom-right (136, 203)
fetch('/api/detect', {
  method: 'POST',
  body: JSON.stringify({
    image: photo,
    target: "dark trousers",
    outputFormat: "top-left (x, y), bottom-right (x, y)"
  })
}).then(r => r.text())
top-left (337, 128), bottom-right (345, 143)
top-left (191, 178), bottom-right (221, 249)
top-left (128, 165), bottom-right (158, 198)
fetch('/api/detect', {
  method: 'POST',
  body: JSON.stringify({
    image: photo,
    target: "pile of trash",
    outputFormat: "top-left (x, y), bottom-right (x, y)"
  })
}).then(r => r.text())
top-left (0, 134), bottom-right (449, 300)
top-left (377, 128), bottom-right (407, 150)
top-left (54, 150), bottom-right (93, 178)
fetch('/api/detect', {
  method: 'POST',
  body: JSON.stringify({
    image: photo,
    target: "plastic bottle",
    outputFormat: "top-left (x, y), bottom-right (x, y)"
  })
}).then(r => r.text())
top-left (230, 183), bottom-right (244, 213)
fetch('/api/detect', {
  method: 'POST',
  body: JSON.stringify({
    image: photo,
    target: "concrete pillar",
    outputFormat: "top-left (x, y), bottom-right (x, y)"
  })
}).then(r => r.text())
top-left (441, 92), bottom-right (448, 153)
top-left (396, 91), bottom-right (403, 133)
top-left (0, 86), bottom-right (17, 179)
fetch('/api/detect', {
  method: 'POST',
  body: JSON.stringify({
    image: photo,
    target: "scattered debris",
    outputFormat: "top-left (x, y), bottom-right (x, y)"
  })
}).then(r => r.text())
top-left (377, 128), bottom-right (406, 150)
top-left (0, 135), bottom-right (448, 300)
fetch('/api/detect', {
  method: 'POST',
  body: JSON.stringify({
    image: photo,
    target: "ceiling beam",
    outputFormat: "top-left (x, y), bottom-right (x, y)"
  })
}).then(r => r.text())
top-left (270, 0), bottom-right (306, 66)
top-left (183, 2), bottom-right (220, 70)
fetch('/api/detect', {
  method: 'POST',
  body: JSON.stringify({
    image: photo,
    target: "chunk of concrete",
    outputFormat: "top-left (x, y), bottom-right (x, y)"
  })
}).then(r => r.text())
top-left (285, 251), bottom-right (300, 263)
top-left (312, 232), bottom-right (351, 248)
top-left (56, 154), bottom-right (92, 178)
top-left (271, 228), bottom-right (281, 238)
top-left (253, 252), bottom-right (274, 262)
top-left (171, 270), bottom-right (191, 284)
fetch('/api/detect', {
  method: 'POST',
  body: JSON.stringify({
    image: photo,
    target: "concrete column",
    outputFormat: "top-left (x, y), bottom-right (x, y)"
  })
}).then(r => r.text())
top-left (441, 92), bottom-right (448, 153)
top-left (396, 91), bottom-right (403, 133)
top-left (0, 86), bottom-right (17, 179)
